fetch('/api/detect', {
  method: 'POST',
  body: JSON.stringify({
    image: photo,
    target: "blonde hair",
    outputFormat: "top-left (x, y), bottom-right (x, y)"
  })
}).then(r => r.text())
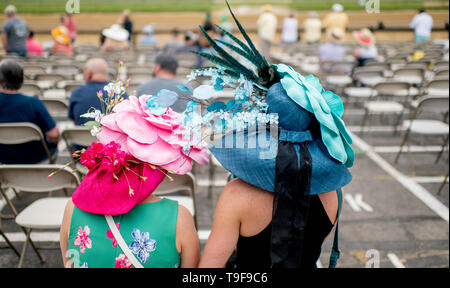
top-left (4, 5), bottom-right (17, 16)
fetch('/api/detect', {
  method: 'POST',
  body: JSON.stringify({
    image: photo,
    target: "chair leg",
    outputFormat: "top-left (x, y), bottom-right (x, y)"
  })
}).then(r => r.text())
top-left (360, 109), bottom-right (370, 136)
top-left (395, 129), bottom-right (410, 164)
top-left (18, 228), bottom-right (45, 268)
top-left (0, 187), bottom-right (18, 217)
top-left (437, 173), bottom-right (449, 196)
top-left (0, 226), bottom-right (21, 258)
top-left (435, 135), bottom-right (449, 164)
top-left (12, 188), bottom-right (21, 200)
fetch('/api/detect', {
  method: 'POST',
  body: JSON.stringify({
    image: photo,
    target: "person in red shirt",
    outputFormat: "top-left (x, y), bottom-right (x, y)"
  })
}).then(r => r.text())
top-left (63, 12), bottom-right (77, 44)
top-left (26, 30), bottom-right (43, 56)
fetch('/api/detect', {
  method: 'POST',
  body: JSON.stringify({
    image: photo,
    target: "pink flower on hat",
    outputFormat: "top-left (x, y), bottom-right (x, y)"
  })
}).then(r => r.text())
top-left (97, 95), bottom-right (209, 174)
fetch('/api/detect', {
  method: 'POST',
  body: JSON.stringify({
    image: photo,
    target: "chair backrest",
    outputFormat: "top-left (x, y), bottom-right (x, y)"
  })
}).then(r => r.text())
top-left (426, 79), bottom-right (450, 97)
top-left (23, 65), bottom-right (47, 78)
top-left (20, 83), bottom-right (42, 97)
top-left (0, 122), bottom-right (54, 163)
top-left (435, 69), bottom-right (449, 78)
top-left (41, 99), bottom-right (69, 119)
top-left (34, 73), bottom-right (66, 82)
top-left (128, 73), bottom-right (152, 84)
top-left (353, 69), bottom-right (384, 86)
top-left (62, 127), bottom-right (97, 149)
top-left (433, 61), bottom-right (449, 71)
top-left (392, 68), bottom-right (425, 84)
top-left (413, 96), bottom-right (450, 115)
top-left (0, 165), bottom-right (80, 193)
top-left (365, 62), bottom-right (391, 71)
top-left (154, 173), bottom-right (195, 197)
top-left (373, 81), bottom-right (411, 97)
top-left (127, 66), bottom-right (152, 75)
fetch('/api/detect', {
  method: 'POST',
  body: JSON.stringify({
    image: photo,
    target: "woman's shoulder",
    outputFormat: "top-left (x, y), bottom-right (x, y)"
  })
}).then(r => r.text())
top-left (220, 179), bottom-right (273, 213)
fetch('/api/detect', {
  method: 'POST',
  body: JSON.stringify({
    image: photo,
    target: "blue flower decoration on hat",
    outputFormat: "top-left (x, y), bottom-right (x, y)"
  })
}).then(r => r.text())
top-left (275, 64), bottom-right (354, 168)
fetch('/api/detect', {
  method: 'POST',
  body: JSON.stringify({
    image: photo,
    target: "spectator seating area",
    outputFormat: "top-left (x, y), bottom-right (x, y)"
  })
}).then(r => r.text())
top-left (0, 39), bottom-right (448, 267)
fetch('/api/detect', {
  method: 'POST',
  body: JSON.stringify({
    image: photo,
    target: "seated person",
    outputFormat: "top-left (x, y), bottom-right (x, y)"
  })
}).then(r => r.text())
top-left (136, 53), bottom-right (190, 113)
top-left (0, 60), bottom-right (60, 164)
top-left (52, 25), bottom-right (73, 56)
top-left (26, 30), bottom-right (43, 57)
top-left (69, 58), bottom-right (114, 126)
top-left (162, 28), bottom-right (183, 53)
top-left (175, 31), bottom-right (199, 54)
top-left (60, 91), bottom-right (210, 268)
top-left (139, 25), bottom-right (158, 47)
top-left (318, 28), bottom-right (346, 62)
top-left (353, 28), bottom-right (377, 67)
top-left (101, 24), bottom-right (130, 53)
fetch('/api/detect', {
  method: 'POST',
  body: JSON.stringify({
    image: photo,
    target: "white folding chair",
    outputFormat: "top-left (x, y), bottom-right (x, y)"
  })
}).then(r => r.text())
top-left (425, 79), bottom-right (449, 97)
top-left (0, 122), bottom-right (56, 164)
top-left (392, 68), bottom-right (425, 85)
top-left (41, 99), bottom-right (69, 120)
top-left (361, 82), bottom-right (412, 136)
top-left (20, 83), bottom-right (42, 97)
top-left (394, 96), bottom-right (449, 170)
top-left (0, 165), bottom-right (80, 267)
top-left (352, 69), bottom-right (385, 87)
top-left (153, 173), bottom-right (198, 228)
top-left (62, 127), bottom-right (97, 175)
top-left (34, 73), bottom-right (66, 90)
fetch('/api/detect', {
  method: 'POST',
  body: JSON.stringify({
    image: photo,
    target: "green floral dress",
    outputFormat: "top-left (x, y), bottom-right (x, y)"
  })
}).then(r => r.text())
top-left (68, 198), bottom-right (180, 268)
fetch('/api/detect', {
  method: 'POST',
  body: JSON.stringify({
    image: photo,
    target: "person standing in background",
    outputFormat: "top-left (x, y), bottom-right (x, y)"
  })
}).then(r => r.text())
top-left (281, 12), bottom-right (298, 44)
top-left (119, 9), bottom-right (133, 44)
top-left (26, 31), bottom-right (43, 57)
top-left (303, 12), bottom-right (322, 43)
top-left (64, 12), bottom-right (77, 44)
top-left (323, 3), bottom-right (349, 33)
top-left (256, 5), bottom-right (278, 61)
top-left (409, 9), bottom-right (434, 43)
top-left (1, 5), bottom-right (28, 57)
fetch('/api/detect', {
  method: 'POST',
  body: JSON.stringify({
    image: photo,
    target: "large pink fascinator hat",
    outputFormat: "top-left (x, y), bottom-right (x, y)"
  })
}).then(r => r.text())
top-left (70, 83), bottom-right (209, 215)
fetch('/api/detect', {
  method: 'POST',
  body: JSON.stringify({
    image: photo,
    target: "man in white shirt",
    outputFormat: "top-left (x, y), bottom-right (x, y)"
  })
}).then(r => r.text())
top-left (257, 5), bottom-right (278, 61)
top-left (409, 9), bottom-right (434, 43)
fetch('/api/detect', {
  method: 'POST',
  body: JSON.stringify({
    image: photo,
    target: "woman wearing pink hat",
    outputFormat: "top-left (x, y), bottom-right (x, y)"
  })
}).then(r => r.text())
top-left (353, 28), bottom-right (378, 67)
top-left (59, 85), bottom-right (209, 268)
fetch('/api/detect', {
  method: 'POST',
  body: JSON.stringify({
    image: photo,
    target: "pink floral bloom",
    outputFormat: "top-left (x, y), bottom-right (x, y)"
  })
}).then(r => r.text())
top-left (74, 226), bottom-right (92, 254)
top-left (106, 222), bottom-right (120, 247)
top-left (114, 254), bottom-right (132, 268)
top-left (97, 95), bottom-right (209, 174)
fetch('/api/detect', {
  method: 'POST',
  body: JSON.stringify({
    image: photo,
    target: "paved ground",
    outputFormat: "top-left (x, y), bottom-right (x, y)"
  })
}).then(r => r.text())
top-left (0, 106), bottom-right (448, 268)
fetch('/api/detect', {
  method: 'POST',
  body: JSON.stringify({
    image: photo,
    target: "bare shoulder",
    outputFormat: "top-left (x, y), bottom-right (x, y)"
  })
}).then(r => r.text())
top-left (222, 178), bottom-right (273, 204)
top-left (177, 204), bottom-right (194, 226)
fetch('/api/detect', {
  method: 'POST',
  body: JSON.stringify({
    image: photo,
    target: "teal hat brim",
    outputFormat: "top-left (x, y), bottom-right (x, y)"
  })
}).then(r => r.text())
top-left (209, 129), bottom-right (352, 195)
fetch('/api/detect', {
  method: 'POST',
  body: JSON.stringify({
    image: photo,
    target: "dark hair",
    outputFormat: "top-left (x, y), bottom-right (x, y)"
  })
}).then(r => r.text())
top-left (28, 30), bottom-right (35, 39)
top-left (155, 53), bottom-right (179, 75)
top-left (0, 60), bottom-right (24, 90)
top-left (172, 28), bottom-right (180, 37)
top-left (419, 8), bottom-right (426, 13)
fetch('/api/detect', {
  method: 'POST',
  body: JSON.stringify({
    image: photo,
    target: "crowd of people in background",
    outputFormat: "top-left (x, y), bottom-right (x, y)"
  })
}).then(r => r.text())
top-left (0, 3), bottom-right (442, 166)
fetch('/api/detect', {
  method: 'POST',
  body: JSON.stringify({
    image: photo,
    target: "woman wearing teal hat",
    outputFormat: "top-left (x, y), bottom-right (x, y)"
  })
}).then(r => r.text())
top-left (183, 1), bottom-right (354, 268)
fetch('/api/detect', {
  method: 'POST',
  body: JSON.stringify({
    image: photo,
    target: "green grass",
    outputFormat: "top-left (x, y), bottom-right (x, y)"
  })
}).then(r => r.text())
top-left (0, 0), bottom-right (448, 13)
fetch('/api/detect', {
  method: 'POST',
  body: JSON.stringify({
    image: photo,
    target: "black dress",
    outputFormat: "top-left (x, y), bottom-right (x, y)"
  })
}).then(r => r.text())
top-left (230, 194), bottom-right (334, 268)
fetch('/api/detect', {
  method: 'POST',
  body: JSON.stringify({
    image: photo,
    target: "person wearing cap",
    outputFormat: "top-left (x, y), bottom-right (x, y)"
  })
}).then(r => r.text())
top-left (1, 5), bottom-right (29, 57)
top-left (409, 9), bottom-right (434, 43)
top-left (256, 5), bottom-right (278, 61)
top-left (318, 28), bottom-right (347, 63)
top-left (323, 3), bottom-right (349, 33)
top-left (136, 53), bottom-right (190, 113)
top-left (60, 81), bottom-right (209, 268)
top-left (51, 25), bottom-right (73, 56)
top-left (303, 11), bottom-right (322, 44)
top-left (175, 31), bottom-right (199, 54)
top-left (281, 12), bottom-right (298, 44)
top-left (353, 28), bottom-right (377, 66)
top-left (101, 24), bottom-right (130, 53)
top-left (139, 25), bottom-right (158, 47)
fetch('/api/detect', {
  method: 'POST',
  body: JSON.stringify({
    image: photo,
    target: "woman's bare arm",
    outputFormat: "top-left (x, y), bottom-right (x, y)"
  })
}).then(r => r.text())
top-left (177, 205), bottom-right (200, 268)
top-left (60, 199), bottom-right (74, 268)
top-left (198, 181), bottom-right (244, 268)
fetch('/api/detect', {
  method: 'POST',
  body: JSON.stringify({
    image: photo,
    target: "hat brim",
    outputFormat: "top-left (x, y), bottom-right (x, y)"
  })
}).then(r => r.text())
top-left (353, 31), bottom-right (375, 47)
top-left (209, 129), bottom-right (352, 195)
top-left (102, 29), bottom-right (129, 42)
